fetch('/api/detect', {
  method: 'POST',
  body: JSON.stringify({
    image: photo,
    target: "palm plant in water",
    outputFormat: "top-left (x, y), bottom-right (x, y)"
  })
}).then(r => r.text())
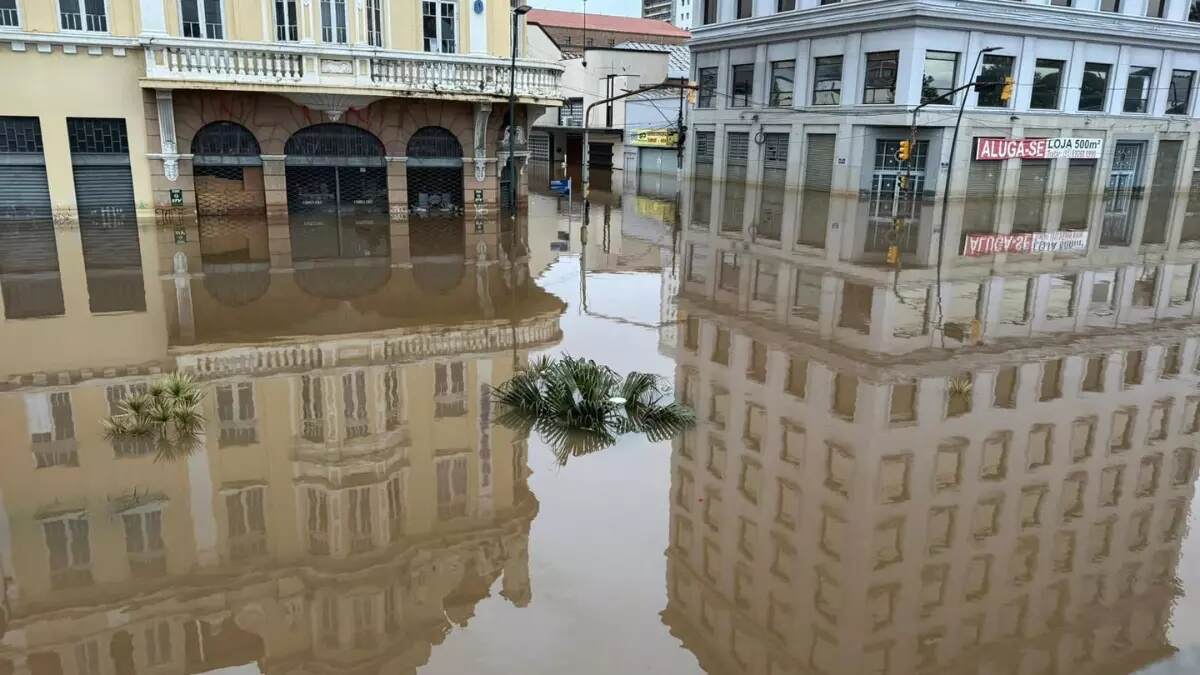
top-left (103, 372), bottom-right (205, 462)
top-left (493, 355), bottom-right (695, 465)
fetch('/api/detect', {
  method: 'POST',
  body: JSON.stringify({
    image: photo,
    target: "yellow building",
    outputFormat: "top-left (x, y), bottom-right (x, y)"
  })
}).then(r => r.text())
top-left (0, 0), bottom-right (563, 262)
top-left (0, 199), bottom-right (565, 673)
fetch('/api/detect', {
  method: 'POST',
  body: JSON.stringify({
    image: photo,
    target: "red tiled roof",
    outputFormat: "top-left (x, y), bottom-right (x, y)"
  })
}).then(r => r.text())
top-left (526, 9), bottom-right (691, 38)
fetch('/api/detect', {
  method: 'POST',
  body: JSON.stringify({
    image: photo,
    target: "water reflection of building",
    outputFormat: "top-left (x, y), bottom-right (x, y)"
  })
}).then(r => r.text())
top-left (680, 196), bottom-right (1200, 356)
top-left (664, 282), bottom-right (1200, 673)
top-left (0, 218), bottom-right (565, 675)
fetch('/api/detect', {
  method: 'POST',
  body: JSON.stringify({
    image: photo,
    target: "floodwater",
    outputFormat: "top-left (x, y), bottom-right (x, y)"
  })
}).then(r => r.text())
top-left (1, 166), bottom-right (1200, 675)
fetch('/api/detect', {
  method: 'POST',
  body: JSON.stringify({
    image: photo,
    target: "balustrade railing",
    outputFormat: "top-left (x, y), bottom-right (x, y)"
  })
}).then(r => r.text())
top-left (143, 38), bottom-right (562, 101)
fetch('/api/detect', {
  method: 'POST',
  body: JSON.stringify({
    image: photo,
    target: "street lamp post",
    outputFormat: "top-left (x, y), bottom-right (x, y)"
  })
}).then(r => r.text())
top-left (930, 46), bottom-right (1001, 337)
top-left (508, 4), bottom-right (532, 223)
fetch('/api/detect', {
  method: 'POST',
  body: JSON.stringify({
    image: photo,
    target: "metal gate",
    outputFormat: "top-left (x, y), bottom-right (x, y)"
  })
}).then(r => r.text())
top-left (285, 124), bottom-right (389, 260)
top-left (407, 127), bottom-right (464, 218)
top-left (0, 116), bottom-right (63, 318)
top-left (193, 122), bottom-right (268, 263)
top-left (67, 118), bottom-right (145, 313)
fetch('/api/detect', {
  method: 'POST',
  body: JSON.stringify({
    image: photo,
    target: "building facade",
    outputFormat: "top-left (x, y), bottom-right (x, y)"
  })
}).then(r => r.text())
top-left (685, 0), bottom-right (1200, 277)
top-left (0, 0), bottom-right (563, 257)
top-left (644, 0), bottom-right (675, 23)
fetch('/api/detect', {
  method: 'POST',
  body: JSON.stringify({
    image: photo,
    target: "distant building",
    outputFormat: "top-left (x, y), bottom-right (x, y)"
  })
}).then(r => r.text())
top-left (527, 9), bottom-right (689, 57)
top-left (527, 26), bottom-right (688, 187)
top-left (672, 0), bottom-right (694, 29)
top-left (643, 0), bottom-right (674, 23)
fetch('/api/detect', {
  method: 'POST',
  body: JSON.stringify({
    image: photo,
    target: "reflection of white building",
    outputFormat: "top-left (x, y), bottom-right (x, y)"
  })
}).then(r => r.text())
top-left (686, 0), bottom-right (1200, 270)
top-left (680, 204), bottom-right (1200, 356)
top-left (665, 290), bottom-right (1199, 673)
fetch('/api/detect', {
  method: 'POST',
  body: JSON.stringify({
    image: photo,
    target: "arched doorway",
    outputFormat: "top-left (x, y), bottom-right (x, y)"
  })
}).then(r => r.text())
top-left (285, 124), bottom-right (389, 260)
top-left (406, 127), bottom-right (463, 218)
top-left (191, 122), bottom-right (267, 264)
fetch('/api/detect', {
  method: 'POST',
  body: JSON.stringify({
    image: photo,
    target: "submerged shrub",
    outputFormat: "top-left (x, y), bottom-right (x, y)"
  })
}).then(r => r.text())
top-left (493, 355), bottom-right (695, 465)
top-left (103, 372), bottom-right (205, 462)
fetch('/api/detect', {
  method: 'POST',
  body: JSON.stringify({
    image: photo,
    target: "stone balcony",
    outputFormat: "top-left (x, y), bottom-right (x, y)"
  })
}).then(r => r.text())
top-left (141, 37), bottom-right (563, 106)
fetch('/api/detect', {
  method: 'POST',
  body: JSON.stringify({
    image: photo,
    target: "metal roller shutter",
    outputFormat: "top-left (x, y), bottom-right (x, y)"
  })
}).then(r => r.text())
top-left (72, 164), bottom-right (136, 223)
top-left (0, 164), bottom-right (52, 222)
top-left (67, 118), bottom-right (144, 313)
top-left (799, 134), bottom-right (834, 248)
top-left (0, 117), bottom-right (63, 318)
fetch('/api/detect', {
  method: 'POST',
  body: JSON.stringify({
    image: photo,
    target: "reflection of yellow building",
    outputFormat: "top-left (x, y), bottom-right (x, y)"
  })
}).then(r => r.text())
top-left (0, 221), bottom-right (564, 674)
top-left (664, 295), bottom-right (1199, 674)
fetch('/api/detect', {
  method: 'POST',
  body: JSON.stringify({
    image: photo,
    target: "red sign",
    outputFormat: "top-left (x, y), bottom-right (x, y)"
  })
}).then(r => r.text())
top-left (963, 231), bottom-right (1089, 256)
top-left (975, 137), bottom-right (1047, 160)
top-left (975, 137), bottom-right (1104, 161)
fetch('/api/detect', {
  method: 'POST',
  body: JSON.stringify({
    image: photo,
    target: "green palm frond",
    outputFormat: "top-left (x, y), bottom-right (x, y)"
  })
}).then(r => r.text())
top-left (492, 355), bottom-right (695, 465)
top-left (103, 372), bottom-right (207, 462)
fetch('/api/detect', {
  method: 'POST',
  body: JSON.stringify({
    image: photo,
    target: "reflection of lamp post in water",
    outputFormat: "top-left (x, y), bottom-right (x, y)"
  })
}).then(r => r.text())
top-left (508, 4), bottom-right (532, 222)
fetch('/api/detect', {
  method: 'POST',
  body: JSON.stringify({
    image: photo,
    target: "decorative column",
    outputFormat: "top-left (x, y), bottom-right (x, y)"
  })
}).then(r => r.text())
top-left (156, 90), bottom-right (180, 183)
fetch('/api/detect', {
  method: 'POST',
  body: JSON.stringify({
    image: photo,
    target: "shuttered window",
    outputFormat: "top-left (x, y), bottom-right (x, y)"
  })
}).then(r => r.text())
top-left (67, 118), bottom-right (145, 313)
top-left (799, 134), bottom-right (834, 248)
top-left (1143, 139), bottom-right (1183, 244)
top-left (0, 117), bottom-right (63, 318)
top-left (723, 132), bottom-right (750, 233)
top-left (756, 133), bottom-right (788, 241)
top-left (692, 131), bottom-right (715, 228)
top-left (1013, 159), bottom-right (1051, 233)
top-left (962, 156), bottom-right (1001, 241)
top-left (1060, 159), bottom-right (1097, 231)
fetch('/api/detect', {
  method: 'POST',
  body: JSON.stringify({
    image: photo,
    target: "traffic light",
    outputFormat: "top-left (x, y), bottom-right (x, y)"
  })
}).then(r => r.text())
top-left (1000, 76), bottom-right (1015, 103)
top-left (897, 140), bottom-right (912, 162)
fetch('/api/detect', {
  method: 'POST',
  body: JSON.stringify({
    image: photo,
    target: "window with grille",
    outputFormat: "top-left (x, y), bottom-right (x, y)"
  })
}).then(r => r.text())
top-left (0, 116), bottom-right (43, 153)
top-left (66, 118), bottom-right (129, 154)
top-left (423, 1), bottom-right (457, 53)
top-left (868, 139), bottom-right (927, 253)
top-left (60, 0), bottom-right (107, 31)
top-left (0, 0), bottom-right (18, 27)
top-left (559, 98), bottom-right (583, 127)
top-left (181, 0), bottom-right (224, 39)
top-left (320, 0), bottom-right (348, 43)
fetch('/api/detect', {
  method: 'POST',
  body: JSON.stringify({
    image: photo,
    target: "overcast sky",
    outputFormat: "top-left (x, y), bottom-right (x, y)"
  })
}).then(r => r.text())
top-left (528, 0), bottom-right (642, 18)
